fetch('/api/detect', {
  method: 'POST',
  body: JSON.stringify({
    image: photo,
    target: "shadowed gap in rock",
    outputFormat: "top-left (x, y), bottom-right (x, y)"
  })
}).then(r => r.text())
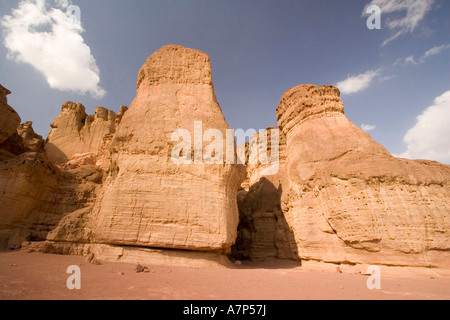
top-left (229, 177), bottom-right (300, 267)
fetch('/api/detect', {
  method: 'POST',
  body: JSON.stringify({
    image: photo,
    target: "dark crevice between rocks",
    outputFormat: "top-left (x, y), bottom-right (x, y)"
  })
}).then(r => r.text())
top-left (229, 177), bottom-right (300, 268)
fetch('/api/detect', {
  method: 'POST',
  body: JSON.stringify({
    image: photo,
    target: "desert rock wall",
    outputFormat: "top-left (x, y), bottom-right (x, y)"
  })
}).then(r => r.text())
top-left (0, 87), bottom-right (105, 249)
top-left (45, 102), bottom-right (117, 164)
top-left (1, 46), bottom-right (449, 270)
top-left (48, 45), bottom-right (246, 253)
top-left (0, 85), bottom-right (21, 146)
top-left (277, 84), bottom-right (450, 268)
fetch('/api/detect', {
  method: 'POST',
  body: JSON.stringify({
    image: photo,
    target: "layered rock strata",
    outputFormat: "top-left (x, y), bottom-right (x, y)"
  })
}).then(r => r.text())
top-left (1, 47), bottom-right (449, 271)
top-left (45, 103), bottom-right (117, 164)
top-left (46, 45), bottom-right (246, 255)
top-left (277, 85), bottom-right (450, 268)
top-left (0, 88), bottom-right (105, 250)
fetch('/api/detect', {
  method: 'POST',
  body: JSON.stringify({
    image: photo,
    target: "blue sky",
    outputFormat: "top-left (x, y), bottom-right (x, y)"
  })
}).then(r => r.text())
top-left (1, 0), bottom-right (449, 163)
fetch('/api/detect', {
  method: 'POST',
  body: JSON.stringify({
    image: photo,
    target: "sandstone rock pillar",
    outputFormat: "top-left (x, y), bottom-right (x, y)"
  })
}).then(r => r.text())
top-left (49, 45), bottom-right (246, 254)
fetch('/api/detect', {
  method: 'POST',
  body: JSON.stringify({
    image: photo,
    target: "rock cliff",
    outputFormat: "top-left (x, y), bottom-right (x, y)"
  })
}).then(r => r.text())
top-left (46, 45), bottom-right (246, 256)
top-left (1, 47), bottom-right (449, 270)
top-left (45, 103), bottom-right (117, 164)
top-left (0, 85), bottom-right (21, 147)
top-left (276, 85), bottom-right (450, 268)
top-left (0, 89), bottom-right (106, 250)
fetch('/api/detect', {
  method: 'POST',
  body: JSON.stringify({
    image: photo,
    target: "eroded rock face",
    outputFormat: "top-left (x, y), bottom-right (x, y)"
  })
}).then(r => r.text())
top-left (18, 122), bottom-right (45, 152)
top-left (45, 103), bottom-right (117, 164)
top-left (277, 85), bottom-right (450, 268)
top-left (231, 178), bottom-right (298, 261)
top-left (2, 52), bottom-right (450, 271)
top-left (0, 150), bottom-right (59, 247)
top-left (0, 87), bottom-right (104, 249)
top-left (230, 128), bottom-right (298, 261)
top-left (48, 45), bottom-right (246, 253)
top-left (0, 148), bottom-right (103, 249)
top-left (0, 85), bottom-right (21, 145)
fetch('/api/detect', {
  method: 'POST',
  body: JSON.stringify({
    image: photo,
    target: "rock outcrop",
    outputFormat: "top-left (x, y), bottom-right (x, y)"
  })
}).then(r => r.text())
top-left (46, 45), bottom-right (246, 255)
top-left (17, 122), bottom-right (45, 152)
top-left (45, 103), bottom-right (117, 164)
top-left (277, 85), bottom-right (450, 268)
top-left (0, 85), bottom-right (21, 146)
top-left (1, 47), bottom-right (449, 271)
top-left (0, 87), bottom-right (104, 249)
top-left (0, 98), bottom-right (58, 247)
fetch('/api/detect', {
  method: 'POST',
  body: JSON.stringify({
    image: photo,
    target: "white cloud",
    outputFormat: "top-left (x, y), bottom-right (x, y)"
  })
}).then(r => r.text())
top-left (361, 124), bottom-right (377, 132)
top-left (379, 74), bottom-right (396, 82)
top-left (364, 0), bottom-right (435, 46)
top-left (424, 44), bottom-right (450, 58)
top-left (397, 90), bottom-right (450, 164)
top-left (0, 0), bottom-right (105, 98)
top-left (397, 44), bottom-right (450, 66)
top-left (404, 55), bottom-right (419, 65)
top-left (335, 70), bottom-right (381, 95)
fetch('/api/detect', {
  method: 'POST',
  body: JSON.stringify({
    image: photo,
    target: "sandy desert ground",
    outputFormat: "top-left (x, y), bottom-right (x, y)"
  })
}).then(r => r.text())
top-left (0, 251), bottom-right (449, 300)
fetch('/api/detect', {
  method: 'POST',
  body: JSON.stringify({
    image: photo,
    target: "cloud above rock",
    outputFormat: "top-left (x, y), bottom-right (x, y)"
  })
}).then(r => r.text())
top-left (398, 90), bottom-right (450, 164)
top-left (1, 0), bottom-right (105, 98)
top-left (399, 44), bottom-right (450, 66)
top-left (335, 70), bottom-right (381, 95)
top-left (361, 124), bottom-right (377, 132)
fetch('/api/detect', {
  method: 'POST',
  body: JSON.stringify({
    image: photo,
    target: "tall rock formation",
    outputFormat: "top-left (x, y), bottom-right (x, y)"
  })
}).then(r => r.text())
top-left (2, 47), bottom-right (449, 271)
top-left (277, 84), bottom-right (450, 268)
top-left (47, 45), bottom-right (246, 255)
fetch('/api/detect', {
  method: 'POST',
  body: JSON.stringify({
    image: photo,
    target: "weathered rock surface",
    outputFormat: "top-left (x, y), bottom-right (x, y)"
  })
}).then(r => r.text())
top-left (277, 85), bottom-right (450, 268)
top-left (0, 85), bottom-right (21, 145)
top-left (0, 87), bottom-right (51, 247)
top-left (0, 151), bottom-right (59, 248)
top-left (231, 178), bottom-right (298, 261)
top-left (231, 129), bottom-right (298, 261)
top-left (45, 103), bottom-right (117, 164)
top-left (1, 48), bottom-right (450, 271)
top-left (22, 241), bottom-right (233, 268)
top-left (47, 45), bottom-right (246, 253)
top-left (0, 134), bottom-right (102, 249)
top-left (0, 87), bottom-right (103, 249)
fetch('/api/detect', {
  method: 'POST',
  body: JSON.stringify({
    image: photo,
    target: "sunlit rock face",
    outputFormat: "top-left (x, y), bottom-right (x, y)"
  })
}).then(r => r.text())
top-left (277, 84), bottom-right (450, 268)
top-left (1, 49), bottom-right (450, 270)
top-left (45, 102), bottom-right (117, 164)
top-left (48, 45), bottom-right (246, 253)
